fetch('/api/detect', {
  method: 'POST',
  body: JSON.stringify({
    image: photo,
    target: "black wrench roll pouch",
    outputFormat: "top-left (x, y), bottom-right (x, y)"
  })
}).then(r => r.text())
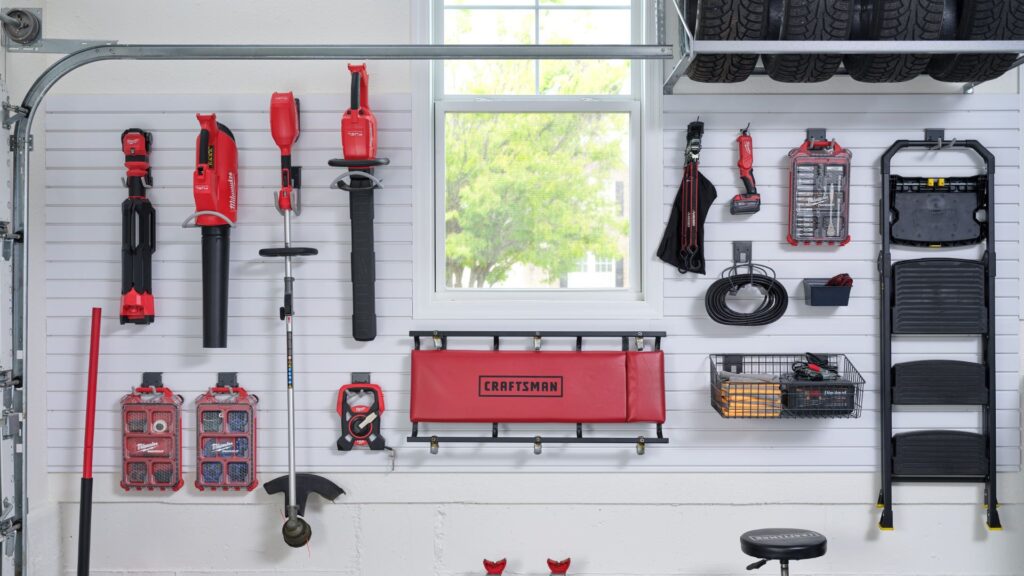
top-left (657, 170), bottom-right (717, 275)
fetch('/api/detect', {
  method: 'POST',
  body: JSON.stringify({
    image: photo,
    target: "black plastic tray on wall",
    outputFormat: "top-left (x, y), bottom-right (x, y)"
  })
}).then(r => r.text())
top-left (802, 278), bottom-right (851, 306)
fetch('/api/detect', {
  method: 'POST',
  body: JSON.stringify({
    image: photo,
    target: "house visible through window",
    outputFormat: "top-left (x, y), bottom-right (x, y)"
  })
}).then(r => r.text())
top-left (434, 0), bottom-right (640, 294)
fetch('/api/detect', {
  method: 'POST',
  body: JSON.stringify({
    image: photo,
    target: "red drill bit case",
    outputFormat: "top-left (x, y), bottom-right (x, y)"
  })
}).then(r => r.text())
top-left (787, 131), bottom-right (852, 246)
top-left (195, 373), bottom-right (258, 491)
top-left (120, 373), bottom-right (184, 491)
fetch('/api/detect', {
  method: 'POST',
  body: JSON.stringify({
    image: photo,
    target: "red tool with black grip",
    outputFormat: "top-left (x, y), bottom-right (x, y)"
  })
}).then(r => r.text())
top-left (261, 92), bottom-right (343, 548)
top-left (731, 124), bottom-right (760, 215)
top-left (120, 129), bottom-right (156, 324)
top-left (330, 64), bottom-right (390, 342)
top-left (187, 114), bottom-right (238, 348)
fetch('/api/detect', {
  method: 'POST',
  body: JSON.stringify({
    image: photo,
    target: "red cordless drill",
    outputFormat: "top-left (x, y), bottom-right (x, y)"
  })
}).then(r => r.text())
top-left (731, 124), bottom-right (761, 215)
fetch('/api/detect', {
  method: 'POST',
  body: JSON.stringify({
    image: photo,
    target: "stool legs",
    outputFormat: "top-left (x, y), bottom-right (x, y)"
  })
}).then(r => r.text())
top-left (779, 560), bottom-right (789, 576)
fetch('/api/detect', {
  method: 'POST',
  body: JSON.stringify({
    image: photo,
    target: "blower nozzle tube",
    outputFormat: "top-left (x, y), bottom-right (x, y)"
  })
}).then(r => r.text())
top-left (201, 225), bottom-right (231, 348)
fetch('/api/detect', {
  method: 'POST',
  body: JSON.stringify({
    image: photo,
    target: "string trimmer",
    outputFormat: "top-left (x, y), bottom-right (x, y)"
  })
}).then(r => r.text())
top-left (260, 92), bottom-right (344, 548)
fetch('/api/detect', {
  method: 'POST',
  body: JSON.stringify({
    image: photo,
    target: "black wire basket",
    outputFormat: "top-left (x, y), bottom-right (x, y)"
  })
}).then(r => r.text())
top-left (710, 354), bottom-right (864, 419)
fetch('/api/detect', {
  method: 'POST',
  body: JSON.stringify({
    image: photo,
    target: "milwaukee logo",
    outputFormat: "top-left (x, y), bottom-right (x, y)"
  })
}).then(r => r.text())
top-left (135, 442), bottom-right (163, 454)
top-left (478, 375), bottom-right (563, 398)
top-left (228, 172), bottom-right (237, 211)
top-left (210, 442), bottom-right (235, 454)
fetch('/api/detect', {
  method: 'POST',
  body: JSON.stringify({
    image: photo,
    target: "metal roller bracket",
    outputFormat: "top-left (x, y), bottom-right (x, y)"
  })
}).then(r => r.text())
top-left (331, 171), bottom-right (383, 190)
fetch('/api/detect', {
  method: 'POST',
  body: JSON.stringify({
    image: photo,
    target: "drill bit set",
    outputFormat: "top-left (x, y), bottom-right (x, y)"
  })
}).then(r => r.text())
top-left (787, 132), bottom-right (852, 246)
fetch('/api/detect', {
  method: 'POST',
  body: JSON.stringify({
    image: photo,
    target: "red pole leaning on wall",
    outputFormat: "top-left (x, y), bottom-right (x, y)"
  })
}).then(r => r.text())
top-left (78, 307), bottom-right (101, 576)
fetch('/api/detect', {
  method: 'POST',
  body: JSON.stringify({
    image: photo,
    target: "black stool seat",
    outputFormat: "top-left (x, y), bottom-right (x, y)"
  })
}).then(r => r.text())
top-left (741, 529), bottom-right (827, 561)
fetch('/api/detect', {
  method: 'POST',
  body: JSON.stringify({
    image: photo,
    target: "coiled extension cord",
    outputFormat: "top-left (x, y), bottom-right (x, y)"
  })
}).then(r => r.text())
top-left (705, 263), bottom-right (789, 326)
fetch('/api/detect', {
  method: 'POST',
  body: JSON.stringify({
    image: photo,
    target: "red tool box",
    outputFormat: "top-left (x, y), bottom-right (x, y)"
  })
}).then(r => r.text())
top-left (120, 373), bottom-right (183, 491)
top-left (195, 373), bottom-right (258, 491)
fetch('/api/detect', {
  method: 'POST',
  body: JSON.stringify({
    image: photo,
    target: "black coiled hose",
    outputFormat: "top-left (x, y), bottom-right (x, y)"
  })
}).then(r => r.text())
top-left (705, 263), bottom-right (789, 326)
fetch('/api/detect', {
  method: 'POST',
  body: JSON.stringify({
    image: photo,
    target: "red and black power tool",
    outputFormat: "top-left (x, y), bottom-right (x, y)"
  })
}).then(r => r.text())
top-left (119, 129), bottom-right (156, 325)
top-left (187, 114), bottom-right (238, 348)
top-left (336, 377), bottom-right (387, 451)
top-left (330, 63), bottom-right (390, 342)
top-left (731, 124), bottom-right (760, 215)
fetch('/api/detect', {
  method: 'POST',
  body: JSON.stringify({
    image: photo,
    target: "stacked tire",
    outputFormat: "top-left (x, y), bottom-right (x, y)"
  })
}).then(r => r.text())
top-left (683, 0), bottom-right (1024, 84)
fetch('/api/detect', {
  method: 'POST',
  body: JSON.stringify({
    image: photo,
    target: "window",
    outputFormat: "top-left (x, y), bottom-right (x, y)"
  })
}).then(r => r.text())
top-left (432, 0), bottom-right (642, 297)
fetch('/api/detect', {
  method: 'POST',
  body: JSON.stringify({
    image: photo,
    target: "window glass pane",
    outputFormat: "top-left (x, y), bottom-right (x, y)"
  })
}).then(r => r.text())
top-left (539, 0), bottom-right (631, 5)
top-left (447, 0), bottom-right (533, 5)
top-left (444, 8), bottom-right (536, 95)
top-left (444, 112), bottom-right (630, 290)
top-left (538, 8), bottom-right (631, 95)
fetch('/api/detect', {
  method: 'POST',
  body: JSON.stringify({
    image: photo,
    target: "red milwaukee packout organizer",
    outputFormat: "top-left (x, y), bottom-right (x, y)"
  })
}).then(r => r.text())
top-left (195, 373), bottom-right (258, 491)
top-left (411, 350), bottom-right (665, 424)
top-left (120, 373), bottom-right (184, 491)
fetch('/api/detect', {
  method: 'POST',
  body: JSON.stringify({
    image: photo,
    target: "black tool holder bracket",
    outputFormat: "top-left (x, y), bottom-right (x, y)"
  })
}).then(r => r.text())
top-left (877, 129), bottom-right (1000, 530)
top-left (408, 331), bottom-right (668, 455)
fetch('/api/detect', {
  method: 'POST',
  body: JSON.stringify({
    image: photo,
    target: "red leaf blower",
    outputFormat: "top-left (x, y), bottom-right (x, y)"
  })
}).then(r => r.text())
top-left (261, 92), bottom-right (343, 548)
top-left (187, 114), bottom-right (238, 348)
top-left (120, 129), bottom-right (156, 324)
top-left (330, 64), bottom-right (390, 342)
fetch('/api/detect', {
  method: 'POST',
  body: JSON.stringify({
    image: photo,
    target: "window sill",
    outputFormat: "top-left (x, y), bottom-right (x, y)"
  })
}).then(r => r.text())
top-left (413, 293), bottom-right (663, 321)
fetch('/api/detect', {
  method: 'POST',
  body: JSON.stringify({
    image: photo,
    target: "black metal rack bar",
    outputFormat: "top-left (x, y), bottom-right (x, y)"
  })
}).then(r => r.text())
top-left (407, 436), bottom-right (668, 445)
top-left (410, 330), bottom-right (666, 351)
top-left (877, 132), bottom-right (1000, 531)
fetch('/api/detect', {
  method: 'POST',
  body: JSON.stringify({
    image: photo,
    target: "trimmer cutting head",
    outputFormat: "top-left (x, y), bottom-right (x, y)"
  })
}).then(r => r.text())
top-left (282, 516), bottom-right (312, 549)
top-left (263, 472), bottom-right (344, 547)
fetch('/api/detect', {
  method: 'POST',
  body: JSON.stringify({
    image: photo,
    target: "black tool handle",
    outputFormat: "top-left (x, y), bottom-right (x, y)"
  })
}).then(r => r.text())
top-left (201, 225), bottom-right (231, 348)
top-left (351, 71), bottom-right (361, 110)
top-left (328, 158), bottom-right (390, 169)
top-left (349, 180), bottom-right (376, 342)
top-left (121, 197), bottom-right (156, 317)
top-left (259, 247), bottom-right (318, 258)
top-left (76, 477), bottom-right (93, 576)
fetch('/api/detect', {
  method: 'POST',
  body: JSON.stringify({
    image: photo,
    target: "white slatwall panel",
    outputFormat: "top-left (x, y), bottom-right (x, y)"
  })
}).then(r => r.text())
top-left (44, 93), bottom-right (1020, 475)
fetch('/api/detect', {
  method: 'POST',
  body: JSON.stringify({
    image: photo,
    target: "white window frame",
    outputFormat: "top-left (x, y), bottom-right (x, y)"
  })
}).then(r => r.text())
top-left (411, 0), bottom-right (663, 320)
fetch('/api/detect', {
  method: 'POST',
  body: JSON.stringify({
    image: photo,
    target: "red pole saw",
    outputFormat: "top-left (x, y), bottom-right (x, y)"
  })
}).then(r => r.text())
top-left (77, 307), bottom-right (101, 576)
top-left (261, 92), bottom-right (343, 548)
top-left (186, 114), bottom-right (238, 348)
top-left (119, 130), bottom-right (156, 324)
top-left (329, 64), bottom-right (390, 342)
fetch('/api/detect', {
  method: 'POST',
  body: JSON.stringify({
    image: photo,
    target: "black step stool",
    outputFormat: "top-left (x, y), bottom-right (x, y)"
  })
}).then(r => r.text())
top-left (741, 529), bottom-right (827, 576)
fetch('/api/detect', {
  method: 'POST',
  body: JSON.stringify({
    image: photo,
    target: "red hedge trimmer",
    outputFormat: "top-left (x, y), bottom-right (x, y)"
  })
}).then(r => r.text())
top-left (330, 64), bottom-right (390, 342)
top-left (261, 92), bottom-right (343, 548)
top-left (119, 129), bottom-right (156, 324)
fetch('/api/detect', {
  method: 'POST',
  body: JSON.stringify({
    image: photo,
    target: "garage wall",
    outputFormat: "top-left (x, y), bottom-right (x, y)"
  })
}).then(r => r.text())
top-left (11, 1), bottom-right (1024, 575)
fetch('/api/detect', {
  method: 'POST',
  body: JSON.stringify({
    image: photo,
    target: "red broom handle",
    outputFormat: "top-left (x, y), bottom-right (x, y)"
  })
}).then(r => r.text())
top-left (82, 307), bottom-right (101, 479)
